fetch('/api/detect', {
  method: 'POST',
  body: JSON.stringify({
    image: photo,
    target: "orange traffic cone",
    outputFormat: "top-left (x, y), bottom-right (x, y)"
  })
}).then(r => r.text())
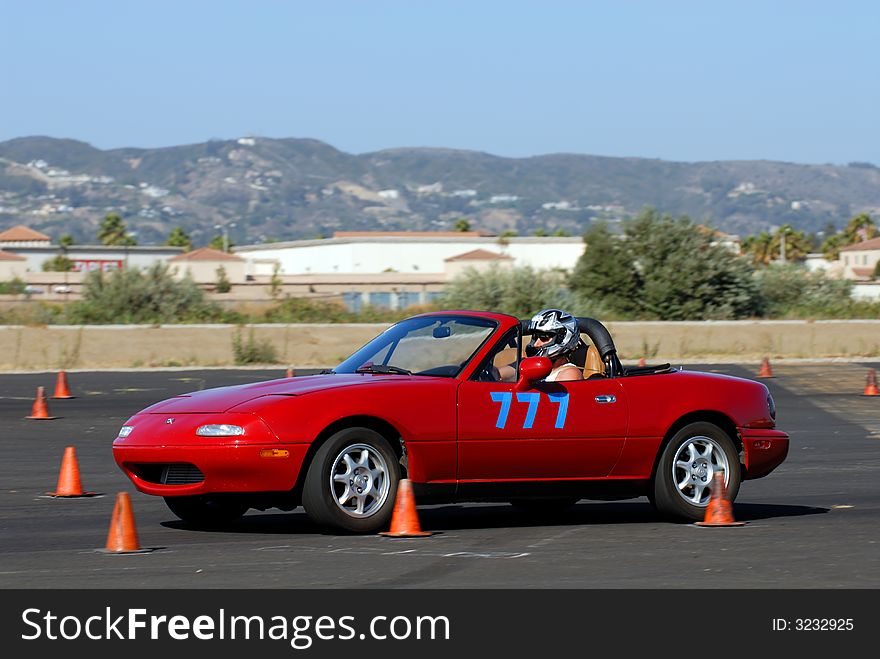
top-left (52, 370), bottom-right (75, 399)
top-left (638, 357), bottom-right (647, 367)
top-left (102, 492), bottom-right (153, 554)
top-left (47, 446), bottom-right (96, 497)
top-left (379, 479), bottom-right (433, 537)
top-left (695, 473), bottom-right (745, 527)
top-left (26, 386), bottom-right (58, 420)
top-left (757, 357), bottom-right (774, 378)
top-left (863, 369), bottom-right (879, 396)
top-left (286, 367), bottom-right (295, 378)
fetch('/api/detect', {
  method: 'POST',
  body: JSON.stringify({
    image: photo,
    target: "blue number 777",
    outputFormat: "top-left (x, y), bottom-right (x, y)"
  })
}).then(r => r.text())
top-left (489, 392), bottom-right (569, 429)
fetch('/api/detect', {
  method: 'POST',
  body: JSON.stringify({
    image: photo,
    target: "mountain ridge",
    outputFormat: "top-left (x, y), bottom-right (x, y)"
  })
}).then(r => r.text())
top-left (1, 135), bottom-right (878, 246)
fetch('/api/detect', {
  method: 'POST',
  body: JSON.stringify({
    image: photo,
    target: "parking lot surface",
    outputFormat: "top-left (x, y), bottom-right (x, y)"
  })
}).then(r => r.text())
top-left (1, 363), bottom-right (878, 588)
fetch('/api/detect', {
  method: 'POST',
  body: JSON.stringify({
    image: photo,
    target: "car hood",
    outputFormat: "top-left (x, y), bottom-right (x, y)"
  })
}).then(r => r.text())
top-left (139, 374), bottom-right (405, 414)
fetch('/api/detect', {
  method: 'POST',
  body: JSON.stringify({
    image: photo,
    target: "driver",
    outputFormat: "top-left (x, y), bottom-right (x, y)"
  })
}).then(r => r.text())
top-left (525, 309), bottom-right (583, 382)
top-left (489, 309), bottom-right (584, 382)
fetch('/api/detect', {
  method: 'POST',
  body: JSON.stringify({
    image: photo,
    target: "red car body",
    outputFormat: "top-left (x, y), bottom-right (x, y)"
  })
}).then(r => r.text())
top-left (113, 311), bottom-right (788, 531)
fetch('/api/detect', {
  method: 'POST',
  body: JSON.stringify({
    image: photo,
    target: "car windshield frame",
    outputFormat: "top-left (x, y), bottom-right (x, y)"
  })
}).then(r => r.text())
top-left (335, 314), bottom-right (499, 378)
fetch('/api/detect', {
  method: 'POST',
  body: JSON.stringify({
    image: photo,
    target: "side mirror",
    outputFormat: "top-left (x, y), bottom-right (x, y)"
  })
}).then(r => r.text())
top-left (516, 356), bottom-right (552, 390)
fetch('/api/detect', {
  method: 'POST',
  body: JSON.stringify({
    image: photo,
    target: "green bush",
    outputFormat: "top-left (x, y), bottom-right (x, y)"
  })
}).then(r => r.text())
top-left (0, 301), bottom-right (64, 325)
top-left (215, 266), bottom-right (231, 293)
top-left (755, 264), bottom-right (880, 318)
top-left (232, 327), bottom-right (278, 364)
top-left (0, 278), bottom-right (27, 295)
top-left (42, 255), bottom-right (75, 272)
top-left (261, 296), bottom-right (438, 324)
top-left (65, 263), bottom-right (224, 324)
top-left (442, 264), bottom-right (575, 319)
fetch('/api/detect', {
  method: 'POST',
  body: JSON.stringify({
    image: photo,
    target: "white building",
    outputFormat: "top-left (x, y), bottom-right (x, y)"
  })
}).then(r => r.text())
top-left (234, 231), bottom-right (585, 277)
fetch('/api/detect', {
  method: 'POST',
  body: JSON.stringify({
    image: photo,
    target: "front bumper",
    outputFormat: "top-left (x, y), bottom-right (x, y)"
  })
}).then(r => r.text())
top-left (113, 443), bottom-right (310, 496)
top-left (741, 428), bottom-right (789, 479)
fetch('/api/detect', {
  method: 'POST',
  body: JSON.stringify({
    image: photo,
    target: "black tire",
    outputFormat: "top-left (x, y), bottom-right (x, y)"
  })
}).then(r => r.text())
top-left (163, 495), bottom-right (249, 526)
top-left (651, 422), bottom-right (741, 522)
top-left (510, 497), bottom-right (578, 515)
top-left (302, 427), bottom-right (400, 533)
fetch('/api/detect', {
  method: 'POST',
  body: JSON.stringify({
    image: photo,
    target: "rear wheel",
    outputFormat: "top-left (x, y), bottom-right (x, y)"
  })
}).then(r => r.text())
top-left (163, 495), bottom-right (249, 526)
top-left (302, 427), bottom-right (400, 533)
top-left (651, 422), bottom-right (741, 522)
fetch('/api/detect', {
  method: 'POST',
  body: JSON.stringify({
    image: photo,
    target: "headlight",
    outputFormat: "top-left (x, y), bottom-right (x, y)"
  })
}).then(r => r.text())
top-left (118, 425), bottom-right (134, 438)
top-left (767, 393), bottom-right (776, 420)
top-left (196, 424), bottom-right (245, 437)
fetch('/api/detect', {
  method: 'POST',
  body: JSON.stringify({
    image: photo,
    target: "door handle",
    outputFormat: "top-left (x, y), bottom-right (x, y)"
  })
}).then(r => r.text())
top-left (595, 395), bottom-right (617, 404)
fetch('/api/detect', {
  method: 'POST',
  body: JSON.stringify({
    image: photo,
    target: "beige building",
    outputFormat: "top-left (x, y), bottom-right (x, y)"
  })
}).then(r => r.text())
top-left (839, 237), bottom-right (880, 280)
top-left (0, 225), bottom-right (52, 248)
top-left (168, 247), bottom-right (247, 284)
top-left (0, 249), bottom-right (27, 280)
top-left (444, 248), bottom-right (513, 277)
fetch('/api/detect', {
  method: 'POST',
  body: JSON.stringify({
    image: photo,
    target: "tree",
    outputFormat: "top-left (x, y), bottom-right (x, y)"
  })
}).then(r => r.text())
top-left (743, 225), bottom-right (810, 264)
top-left (208, 234), bottom-right (235, 252)
top-left (453, 218), bottom-right (472, 232)
top-left (269, 262), bottom-right (283, 299)
top-left (741, 231), bottom-right (774, 265)
top-left (570, 208), bottom-right (759, 320)
top-left (819, 213), bottom-right (877, 261)
top-left (97, 213), bottom-right (136, 246)
top-left (821, 232), bottom-right (846, 260)
top-left (42, 255), bottom-right (75, 272)
top-left (58, 234), bottom-right (75, 249)
top-left (215, 266), bottom-right (231, 293)
top-left (770, 224), bottom-right (811, 263)
top-left (569, 222), bottom-right (640, 314)
top-left (842, 213), bottom-right (877, 244)
top-left (165, 226), bottom-right (193, 251)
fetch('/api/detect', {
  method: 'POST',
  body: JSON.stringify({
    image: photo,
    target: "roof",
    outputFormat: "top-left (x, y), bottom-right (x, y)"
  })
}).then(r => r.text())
top-left (840, 236), bottom-right (880, 252)
top-left (168, 247), bottom-right (244, 262)
top-left (334, 231), bottom-right (492, 238)
top-left (0, 225), bottom-right (51, 242)
top-left (0, 249), bottom-right (26, 261)
top-left (851, 267), bottom-right (876, 278)
top-left (444, 248), bottom-right (513, 262)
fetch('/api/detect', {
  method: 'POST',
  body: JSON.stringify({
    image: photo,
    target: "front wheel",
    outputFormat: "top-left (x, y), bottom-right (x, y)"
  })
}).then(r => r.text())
top-left (651, 422), bottom-right (741, 522)
top-left (163, 495), bottom-right (249, 526)
top-left (301, 427), bottom-right (400, 533)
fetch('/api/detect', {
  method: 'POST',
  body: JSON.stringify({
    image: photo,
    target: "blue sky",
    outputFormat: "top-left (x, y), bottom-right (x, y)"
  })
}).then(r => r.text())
top-left (1, 1), bottom-right (877, 164)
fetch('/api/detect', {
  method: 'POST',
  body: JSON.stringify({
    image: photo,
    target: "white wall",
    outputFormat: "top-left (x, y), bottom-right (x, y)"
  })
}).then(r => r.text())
top-left (238, 238), bottom-right (585, 275)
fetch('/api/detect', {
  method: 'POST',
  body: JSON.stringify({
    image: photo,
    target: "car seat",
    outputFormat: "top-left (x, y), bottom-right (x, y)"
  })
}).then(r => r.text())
top-left (583, 345), bottom-right (606, 379)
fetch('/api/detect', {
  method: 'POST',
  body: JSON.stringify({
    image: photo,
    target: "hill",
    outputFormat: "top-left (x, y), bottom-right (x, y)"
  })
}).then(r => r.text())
top-left (1, 135), bottom-right (878, 245)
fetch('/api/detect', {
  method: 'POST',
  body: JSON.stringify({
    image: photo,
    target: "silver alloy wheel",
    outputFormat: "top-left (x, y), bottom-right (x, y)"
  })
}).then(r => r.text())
top-left (671, 435), bottom-right (730, 506)
top-left (329, 443), bottom-right (390, 518)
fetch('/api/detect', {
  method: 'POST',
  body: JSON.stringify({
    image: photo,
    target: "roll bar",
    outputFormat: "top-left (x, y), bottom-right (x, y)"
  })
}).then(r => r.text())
top-left (519, 316), bottom-right (624, 378)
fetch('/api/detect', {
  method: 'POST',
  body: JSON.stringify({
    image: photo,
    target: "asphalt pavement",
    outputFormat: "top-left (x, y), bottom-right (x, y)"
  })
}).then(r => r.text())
top-left (0, 363), bottom-right (878, 588)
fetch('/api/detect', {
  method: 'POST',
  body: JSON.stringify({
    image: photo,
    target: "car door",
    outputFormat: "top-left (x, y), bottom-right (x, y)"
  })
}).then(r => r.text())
top-left (456, 375), bottom-right (628, 482)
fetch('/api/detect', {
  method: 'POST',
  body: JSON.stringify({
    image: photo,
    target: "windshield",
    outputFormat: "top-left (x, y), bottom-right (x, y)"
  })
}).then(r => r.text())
top-left (335, 315), bottom-right (497, 378)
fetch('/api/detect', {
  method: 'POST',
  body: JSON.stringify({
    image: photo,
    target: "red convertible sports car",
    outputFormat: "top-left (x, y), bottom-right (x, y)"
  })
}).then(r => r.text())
top-left (113, 311), bottom-right (789, 533)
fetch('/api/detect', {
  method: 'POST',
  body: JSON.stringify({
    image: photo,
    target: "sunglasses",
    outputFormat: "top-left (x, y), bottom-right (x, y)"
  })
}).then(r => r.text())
top-left (532, 331), bottom-right (557, 342)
